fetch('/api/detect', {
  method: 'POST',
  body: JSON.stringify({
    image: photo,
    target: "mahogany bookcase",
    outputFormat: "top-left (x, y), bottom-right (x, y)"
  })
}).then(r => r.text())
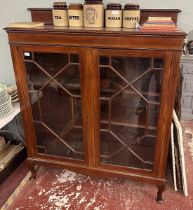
top-left (5, 26), bottom-right (186, 203)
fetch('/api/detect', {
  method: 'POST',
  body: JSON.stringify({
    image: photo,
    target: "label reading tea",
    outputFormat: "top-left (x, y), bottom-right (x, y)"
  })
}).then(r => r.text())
top-left (54, 16), bottom-right (62, 20)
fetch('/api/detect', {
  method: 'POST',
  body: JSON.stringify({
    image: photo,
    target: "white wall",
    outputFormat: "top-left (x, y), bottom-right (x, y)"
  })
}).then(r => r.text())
top-left (1, 0), bottom-right (193, 85)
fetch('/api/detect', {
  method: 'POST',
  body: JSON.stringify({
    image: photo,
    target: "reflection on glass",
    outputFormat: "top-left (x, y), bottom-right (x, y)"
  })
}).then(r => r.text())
top-left (100, 56), bottom-right (164, 170)
top-left (24, 52), bottom-right (84, 160)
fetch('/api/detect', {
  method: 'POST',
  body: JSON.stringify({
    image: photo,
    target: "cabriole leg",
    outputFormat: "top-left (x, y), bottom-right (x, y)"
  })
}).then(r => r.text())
top-left (27, 160), bottom-right (36, 180)
top-left (156, 184), bottom-right (166, 204)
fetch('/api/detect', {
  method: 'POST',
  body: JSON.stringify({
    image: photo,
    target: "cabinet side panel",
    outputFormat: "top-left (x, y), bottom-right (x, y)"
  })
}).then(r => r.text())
top-left (153, 51), bottom-right (182, 178)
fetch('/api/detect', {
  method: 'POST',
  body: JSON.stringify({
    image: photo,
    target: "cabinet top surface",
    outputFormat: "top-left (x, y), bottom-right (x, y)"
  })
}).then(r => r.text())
top-left (5, 26), bottom-right (186, 38)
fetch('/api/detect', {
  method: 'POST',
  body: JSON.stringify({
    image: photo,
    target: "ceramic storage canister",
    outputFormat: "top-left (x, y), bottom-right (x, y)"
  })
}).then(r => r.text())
top-left (83, 0), bottom-right (104, 28)
top-left (53, 2), bottom-right (68, 27)
top-left (123, 3), bottom-right (140, 28)
top-left (68, 3), bottom-right (84, 27)
top-left (105, 3), bottom-right (122, 28)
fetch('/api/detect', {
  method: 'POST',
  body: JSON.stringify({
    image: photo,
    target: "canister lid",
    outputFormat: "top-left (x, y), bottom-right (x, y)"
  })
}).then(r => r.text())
top-left (53, 2), bottom-right (67, 9)
top-left (84, 0), bottom-right (103, 5)
top-left (124, 4), bottom-right (139, 10)
top-left (68, 3), bottom-right (83, 10)
top-left (106, 3), bottom-right (122, 10)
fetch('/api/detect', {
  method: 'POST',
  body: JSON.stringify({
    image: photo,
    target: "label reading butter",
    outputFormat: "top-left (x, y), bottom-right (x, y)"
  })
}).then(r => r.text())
top-left (69, 16), bottom-right (80, 20)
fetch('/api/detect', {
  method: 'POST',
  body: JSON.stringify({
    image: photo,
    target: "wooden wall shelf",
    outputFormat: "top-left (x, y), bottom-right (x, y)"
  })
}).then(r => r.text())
top-left (28, 8), bottom-right (181, 25)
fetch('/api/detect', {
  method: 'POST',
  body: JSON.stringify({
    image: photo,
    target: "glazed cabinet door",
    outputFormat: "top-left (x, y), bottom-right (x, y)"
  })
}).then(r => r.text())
top-left (97, 49), bottom-right (171, 174)
top-left (18, 46), bottom-right (86, 163)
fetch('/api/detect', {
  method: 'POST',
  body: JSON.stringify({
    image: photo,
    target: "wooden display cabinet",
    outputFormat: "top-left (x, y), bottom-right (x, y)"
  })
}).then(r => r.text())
top-left (5, 26), bottom-right (186, 203)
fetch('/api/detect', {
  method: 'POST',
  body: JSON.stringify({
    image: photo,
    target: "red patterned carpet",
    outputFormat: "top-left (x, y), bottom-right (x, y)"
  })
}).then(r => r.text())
top-left (7, 122), bottom-right (193, 210)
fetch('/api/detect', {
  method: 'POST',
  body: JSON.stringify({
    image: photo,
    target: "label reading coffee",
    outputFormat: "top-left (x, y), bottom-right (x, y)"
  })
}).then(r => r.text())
top-left (124, 17), bottom-right (139, 21)
top-left (123, 9), bottom-right (140, 28)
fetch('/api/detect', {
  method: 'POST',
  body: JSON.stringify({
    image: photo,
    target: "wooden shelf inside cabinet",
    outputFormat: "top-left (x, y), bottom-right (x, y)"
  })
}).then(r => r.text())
top-left (5, 25), bottom-right (186, 203)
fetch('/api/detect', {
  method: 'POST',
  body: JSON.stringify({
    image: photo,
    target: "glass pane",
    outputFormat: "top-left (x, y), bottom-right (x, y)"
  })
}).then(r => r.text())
top-left (24, 52), bottom-right (84, 160)
top-left (55, 65), bottom-right (80, 95)
top-left (99, 55), bottom-right (164, 170)
top-left (34, 53), bottom-right (69, 76)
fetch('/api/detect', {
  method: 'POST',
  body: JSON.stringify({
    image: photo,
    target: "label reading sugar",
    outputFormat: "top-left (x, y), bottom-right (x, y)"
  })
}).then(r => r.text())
top-left (112, 11), bottom-right (119, 15)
